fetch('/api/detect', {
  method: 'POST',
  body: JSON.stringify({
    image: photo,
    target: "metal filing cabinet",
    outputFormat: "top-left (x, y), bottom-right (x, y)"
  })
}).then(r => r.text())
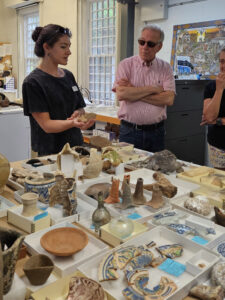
top-left (165, 80), bottom-right (209, 165)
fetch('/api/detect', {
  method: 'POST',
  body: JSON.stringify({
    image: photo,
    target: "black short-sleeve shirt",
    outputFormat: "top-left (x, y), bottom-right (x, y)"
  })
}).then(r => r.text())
top-left (23, 68), bottom-right (86, 156)
top-left (204, 80), bottom-right (225, 150)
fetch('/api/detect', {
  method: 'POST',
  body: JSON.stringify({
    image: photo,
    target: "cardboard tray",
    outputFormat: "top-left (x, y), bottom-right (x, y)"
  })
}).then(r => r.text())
top-left (30, 270), bottom-right (112, 300)
top-left (14, 189), bottom-right (96, 225)
top-left (147, 207), bottom-right (225, 250)
top-left (24, 221), bottom-right (109, 277)
top-left (177, 166), bottom-right (225, 191)
top-left (78, 226), bottom-right (219, 300)
top-left (77, 175), bottom-right (171, 223)
top-left (0, 195), bottom-right (15, 217)
top-left (117, 168), bottom-right (200, 199)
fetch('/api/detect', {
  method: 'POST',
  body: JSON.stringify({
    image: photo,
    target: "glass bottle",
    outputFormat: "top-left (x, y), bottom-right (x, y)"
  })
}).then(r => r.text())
top-left (92, 192), bottom-right (111, 232)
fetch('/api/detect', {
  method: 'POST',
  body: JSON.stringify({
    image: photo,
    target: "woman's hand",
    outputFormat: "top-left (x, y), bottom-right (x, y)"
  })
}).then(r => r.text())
top-left (67, 108), bottom-right (85, 120)
top-left (73, 118), bottom-right (95, 130)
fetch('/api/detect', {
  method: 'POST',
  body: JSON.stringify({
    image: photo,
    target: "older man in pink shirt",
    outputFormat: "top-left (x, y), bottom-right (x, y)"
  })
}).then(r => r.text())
top-left (113, 24), bottom-right (175, 152)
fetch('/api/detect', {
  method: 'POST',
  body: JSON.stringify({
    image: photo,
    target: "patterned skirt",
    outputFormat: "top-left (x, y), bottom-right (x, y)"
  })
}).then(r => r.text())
top-left (208, 144), bottom-right (225, 169)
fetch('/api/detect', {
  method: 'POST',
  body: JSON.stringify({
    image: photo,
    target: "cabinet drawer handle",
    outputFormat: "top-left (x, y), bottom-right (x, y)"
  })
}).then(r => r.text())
top-left (181, 113), bottom-right (189, 116)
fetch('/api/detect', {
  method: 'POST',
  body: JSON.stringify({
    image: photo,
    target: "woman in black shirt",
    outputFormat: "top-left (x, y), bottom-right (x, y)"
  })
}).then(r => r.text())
top-left (201, 47), bottom-right (225, 169)
top-left (23, 24), bottom-right (94, 156)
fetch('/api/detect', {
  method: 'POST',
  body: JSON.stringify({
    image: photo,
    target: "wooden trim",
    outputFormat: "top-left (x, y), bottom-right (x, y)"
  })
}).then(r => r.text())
top-left (95, 115), bottom-right (120, 125)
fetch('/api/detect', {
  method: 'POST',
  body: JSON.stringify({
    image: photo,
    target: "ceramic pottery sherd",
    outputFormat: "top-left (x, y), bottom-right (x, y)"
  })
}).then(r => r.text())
top-left (146, 183), bottom-right (164, 209)
top-left (0, 153), bottom-right (10, 194)
top-left (150, 255), bottom-right (166, 268)
top-left (104, 178), bottom-right (120, 204)
top-left (23, 254), bottom-right (54, 285)
top-left (83, 148), bottom-right (103, 179)
top-left (144, 276), bottom-right (177, 299)
top-left (167, 224), bottom-right (198, 236)
top-left (0, 227), bottom-right (24, 294)
top-left (132, 178), bottom-right (146, 205)
top-left (156, 244), bottom-right (183, 259)
top-left (49, 174), bottom-right (77, 216)
top-left (85, 183), bottom-right (111, 200)
top-left (66, 276), bottom-right (106, 300)
top-left (56, 143), bottom-right (79, 178)
top-left (98, 252), bottom-right (119, 282)
top-left (123, 268), bottom-right (149, 299)
top-left (126, 250), bottom-right (154, 271)
top-left (114, 246), bottom-right (141, 270)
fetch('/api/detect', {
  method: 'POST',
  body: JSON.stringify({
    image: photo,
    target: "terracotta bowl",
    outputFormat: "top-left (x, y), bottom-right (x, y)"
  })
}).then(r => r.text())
top-left (40, 227), bottom-right (88, 256)
top-left (23, 254), bottom-right (54, 285)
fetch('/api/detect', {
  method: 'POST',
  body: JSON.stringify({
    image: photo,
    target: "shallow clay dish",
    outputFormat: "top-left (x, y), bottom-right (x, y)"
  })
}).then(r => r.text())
top-left (40, 227), bottom-right (88, 256)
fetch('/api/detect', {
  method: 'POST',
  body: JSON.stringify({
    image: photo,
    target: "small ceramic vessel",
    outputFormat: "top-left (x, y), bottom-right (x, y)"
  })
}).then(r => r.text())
top-left (21, 192), bottom-right (40, 217)
top-left (23, 254), bottom-right (54, 285)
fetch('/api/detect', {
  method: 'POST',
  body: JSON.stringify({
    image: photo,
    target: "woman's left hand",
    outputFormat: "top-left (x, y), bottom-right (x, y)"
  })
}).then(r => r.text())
top-left (73, 118), bottom-right (95, 130)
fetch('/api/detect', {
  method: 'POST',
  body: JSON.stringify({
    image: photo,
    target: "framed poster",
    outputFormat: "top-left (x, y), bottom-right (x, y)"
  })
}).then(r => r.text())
top-left (171, 19), bottom-right (225, 79)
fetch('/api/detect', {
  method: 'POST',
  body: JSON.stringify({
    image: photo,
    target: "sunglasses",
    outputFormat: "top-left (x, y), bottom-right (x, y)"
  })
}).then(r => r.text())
top-left (138, 39), bottom-right (159, 48)
top-left (57, 26), bottom-right (72, 37)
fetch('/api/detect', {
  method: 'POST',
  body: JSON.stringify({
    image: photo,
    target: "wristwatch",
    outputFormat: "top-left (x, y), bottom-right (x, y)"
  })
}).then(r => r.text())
top-left (216, 118), bottom-right (223, 126)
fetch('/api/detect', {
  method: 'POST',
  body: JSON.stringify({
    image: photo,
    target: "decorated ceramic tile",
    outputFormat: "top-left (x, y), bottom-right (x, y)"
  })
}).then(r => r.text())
top-left (217, 242), bottom-right (225, 257)
top-left (114, 246), bottom-right (141, 270)
top-left (98, 252), bottom-right (118, 281)
top-left (156, 244), bottom-right (183, 259)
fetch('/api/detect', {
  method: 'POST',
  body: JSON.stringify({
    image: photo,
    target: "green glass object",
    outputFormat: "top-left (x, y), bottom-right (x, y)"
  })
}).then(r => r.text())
top-left (109, 216), bottom-right (134, 239)
top-left (92, 192), bottom-right (111, 232)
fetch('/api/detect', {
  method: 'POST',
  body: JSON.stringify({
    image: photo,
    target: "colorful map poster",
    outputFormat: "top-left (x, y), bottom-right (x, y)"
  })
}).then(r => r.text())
top-left (171, 19), bottom-right (225, 79)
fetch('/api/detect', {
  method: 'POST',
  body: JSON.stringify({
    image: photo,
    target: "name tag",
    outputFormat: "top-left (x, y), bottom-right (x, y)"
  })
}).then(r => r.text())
top-left (72, 86), bottom-right (78, 92)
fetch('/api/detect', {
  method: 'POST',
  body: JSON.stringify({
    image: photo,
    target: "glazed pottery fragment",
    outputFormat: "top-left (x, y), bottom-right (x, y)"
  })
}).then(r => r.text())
top-left (156, 244), bottom-right (183, 259)
top-left (98, 252), bottom-right (119, 282)
top-left (66, 276), bottom-right (106, 300)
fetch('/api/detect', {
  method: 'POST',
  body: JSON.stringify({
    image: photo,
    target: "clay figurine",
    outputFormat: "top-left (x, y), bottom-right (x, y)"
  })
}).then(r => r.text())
top-left (49, 172), bottom-right (77, 216)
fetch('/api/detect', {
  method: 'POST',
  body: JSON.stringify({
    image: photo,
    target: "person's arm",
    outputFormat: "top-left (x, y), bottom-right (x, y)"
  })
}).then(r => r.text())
top-left (32, 112), bottom-right (94, 133)
top-left (202, 73), bottom-right (225, 124)
top-left (140, 90), bottom-right (175, 106)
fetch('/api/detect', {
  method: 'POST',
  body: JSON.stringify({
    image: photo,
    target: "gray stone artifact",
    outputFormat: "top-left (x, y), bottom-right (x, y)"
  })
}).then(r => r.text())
top-left (115, 181), bottom-right (135, 210)
top-left (0, 227), bottom-right (24, 294)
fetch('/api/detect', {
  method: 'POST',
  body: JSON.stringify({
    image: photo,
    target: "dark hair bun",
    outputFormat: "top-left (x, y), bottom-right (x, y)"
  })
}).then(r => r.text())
top-left (32, 27), bottom-right (43, 42)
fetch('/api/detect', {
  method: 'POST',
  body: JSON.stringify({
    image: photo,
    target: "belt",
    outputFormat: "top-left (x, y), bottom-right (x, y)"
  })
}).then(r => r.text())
top-left (121, 119), bottom-right (164, 131)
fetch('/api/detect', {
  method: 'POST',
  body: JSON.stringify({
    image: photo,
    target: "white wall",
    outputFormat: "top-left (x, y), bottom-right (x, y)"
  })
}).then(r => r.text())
top-left (134, 0), bottom-right (225, 63)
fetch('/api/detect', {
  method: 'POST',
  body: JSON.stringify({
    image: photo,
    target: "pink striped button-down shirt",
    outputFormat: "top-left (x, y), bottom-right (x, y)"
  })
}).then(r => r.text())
top-left (113, 55), bottom-right (175, 125)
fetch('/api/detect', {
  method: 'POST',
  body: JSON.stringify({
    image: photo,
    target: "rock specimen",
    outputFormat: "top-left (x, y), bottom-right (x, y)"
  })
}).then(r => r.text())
top-left (211, 262), bottom-right (225, 292)
top-left (77, 112), bottom-right (96, 123)
top-left (90, 136), bottom-right (112, 150)
top-left (132, 178), bottom-right (146, 205)
top-left (189, 284), bottom-right (224, 300)
top-left (144, 171), bottom-right (177, 198)
top-left (127, 149), bottom-right (184, 174)
top-left (184, 196), bottom-right (211, 216)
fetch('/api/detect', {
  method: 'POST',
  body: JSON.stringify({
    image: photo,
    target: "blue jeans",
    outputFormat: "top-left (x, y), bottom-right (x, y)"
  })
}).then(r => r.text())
top-left (119, 123), bottom-right (165, 152)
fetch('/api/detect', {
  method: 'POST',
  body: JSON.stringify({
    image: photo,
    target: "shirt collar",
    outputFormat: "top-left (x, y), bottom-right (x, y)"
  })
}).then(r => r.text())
top-left (138, 55), bottom-right (156, 67)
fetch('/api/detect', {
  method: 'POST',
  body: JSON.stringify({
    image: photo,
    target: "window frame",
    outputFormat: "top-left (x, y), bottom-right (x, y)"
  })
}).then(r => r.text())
top-left (17, 5), bottom-right (39, 97)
